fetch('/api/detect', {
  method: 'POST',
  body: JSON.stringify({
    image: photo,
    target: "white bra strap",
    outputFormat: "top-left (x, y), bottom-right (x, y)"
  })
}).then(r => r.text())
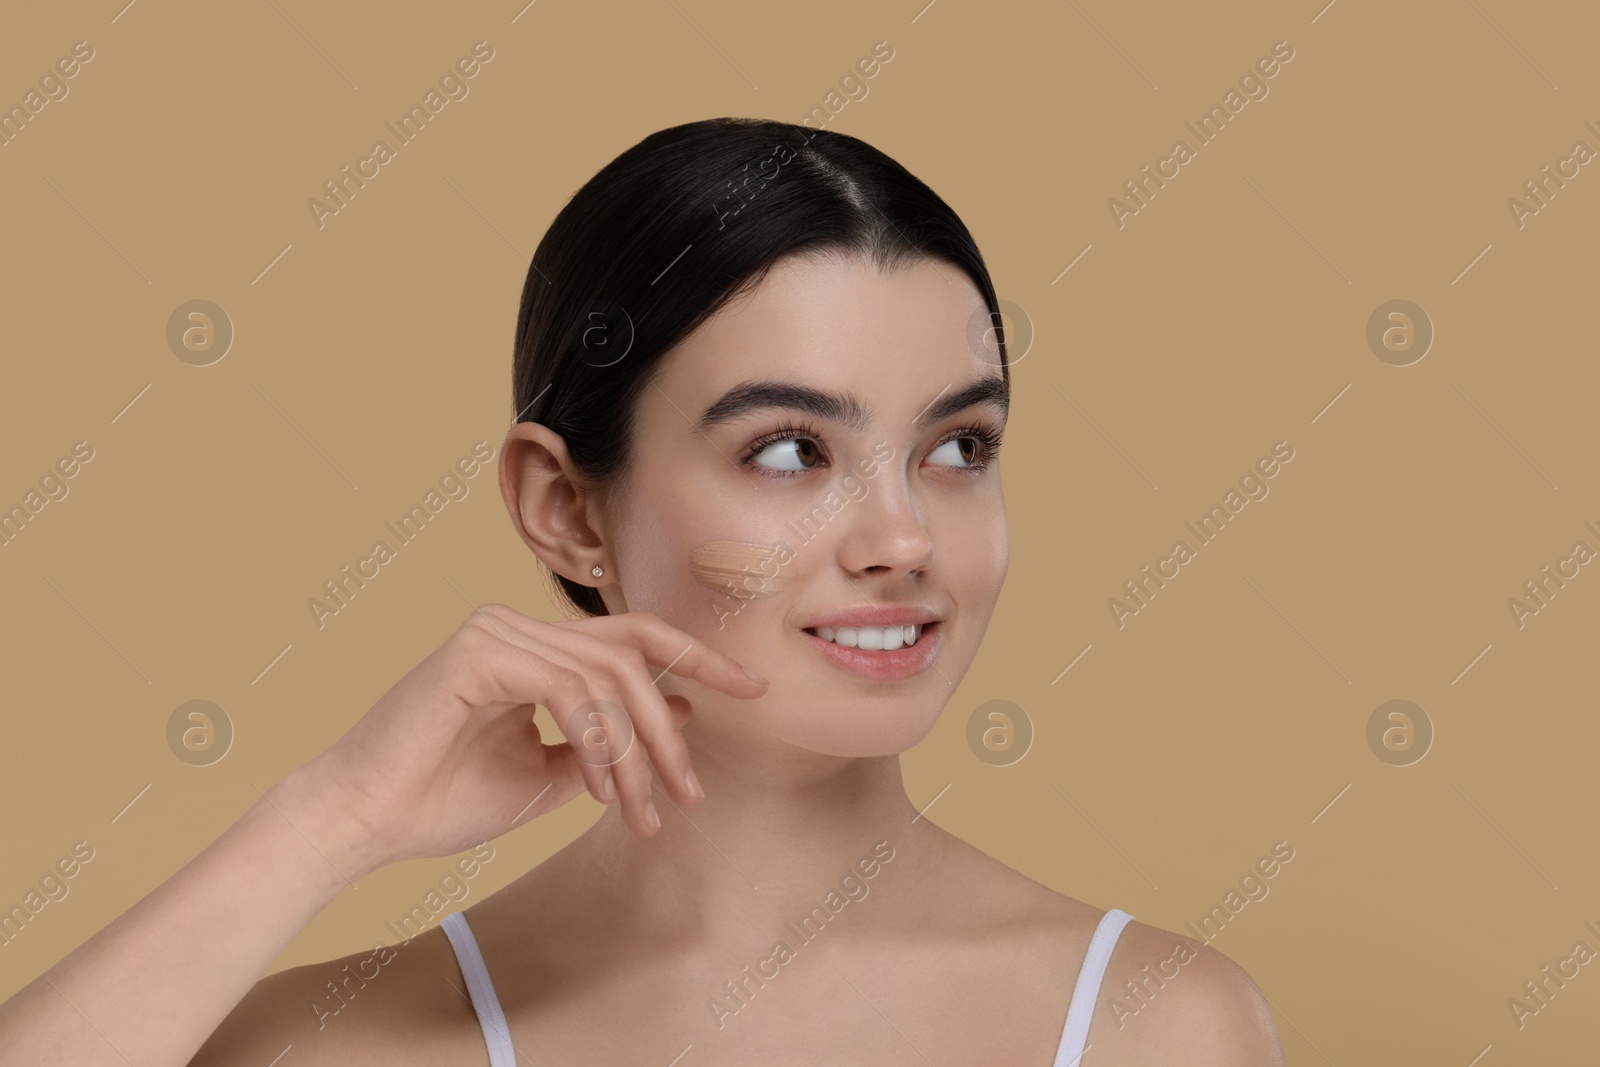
top-left (440, 911), bottom-right (519, 1066)
top-left (1053, 908), bottom-right (1135, 1067)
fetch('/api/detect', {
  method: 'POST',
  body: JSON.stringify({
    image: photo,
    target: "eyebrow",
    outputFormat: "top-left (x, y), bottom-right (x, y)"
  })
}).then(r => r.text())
top-left (693, 376), bottom-right (1009, 434)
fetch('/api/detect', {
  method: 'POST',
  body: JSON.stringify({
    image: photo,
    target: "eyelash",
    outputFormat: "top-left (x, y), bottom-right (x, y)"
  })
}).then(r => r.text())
top-left (736, 419), bottom-right (1006, 478)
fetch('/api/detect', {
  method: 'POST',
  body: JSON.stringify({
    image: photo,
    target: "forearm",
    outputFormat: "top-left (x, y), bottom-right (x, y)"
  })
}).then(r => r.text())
top-left (0, 773), bottom-right (368, 1066)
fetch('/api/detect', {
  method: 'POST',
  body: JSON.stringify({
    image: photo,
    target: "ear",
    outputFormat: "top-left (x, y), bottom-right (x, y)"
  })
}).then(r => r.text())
top-left (497, 422), bottom-right (608, 586)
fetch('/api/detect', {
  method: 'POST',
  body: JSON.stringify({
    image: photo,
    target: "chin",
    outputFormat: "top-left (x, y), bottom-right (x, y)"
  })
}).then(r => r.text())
top-left (750, 618), bottom-right (972, 756)
top-left (767, 709), bottom-right (943, 758)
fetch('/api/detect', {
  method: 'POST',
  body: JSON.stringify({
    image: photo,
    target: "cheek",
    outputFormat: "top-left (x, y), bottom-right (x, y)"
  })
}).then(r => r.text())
top-left (609, 490), bottom-right (697, 613)
top-left (945, 498), bottom-right (1009, 586)
top-left (613, 499), bottom-right (806, 638)
top-left (983, 492), bottom-right (1010, 573)
top-left (680, 527), bottom-right (807, 642)
top-left (993, 512), bottom-right (1011, 584)
top-left (688, 540), bottom-right (797, 602)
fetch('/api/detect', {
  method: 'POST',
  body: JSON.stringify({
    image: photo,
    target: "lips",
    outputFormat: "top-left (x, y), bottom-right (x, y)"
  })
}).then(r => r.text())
top-left (799, 604), bottom-right (941, 630)
top-left (799, 620), bottom-right (942, 681)
top-left (807, 622), bottom-right (922, 650)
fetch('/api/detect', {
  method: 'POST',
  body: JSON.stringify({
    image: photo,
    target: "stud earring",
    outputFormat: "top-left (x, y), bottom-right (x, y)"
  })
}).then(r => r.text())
top-left (591, 565), bottom-right (605, 578)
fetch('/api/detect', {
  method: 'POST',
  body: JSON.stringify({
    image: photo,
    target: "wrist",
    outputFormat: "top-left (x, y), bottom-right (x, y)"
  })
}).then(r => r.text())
top-left (255, 766), bottom-right (387, 889)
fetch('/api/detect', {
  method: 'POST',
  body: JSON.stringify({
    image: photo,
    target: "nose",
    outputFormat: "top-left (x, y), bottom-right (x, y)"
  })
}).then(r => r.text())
top-left (834, 470), bottom-right (935, 578)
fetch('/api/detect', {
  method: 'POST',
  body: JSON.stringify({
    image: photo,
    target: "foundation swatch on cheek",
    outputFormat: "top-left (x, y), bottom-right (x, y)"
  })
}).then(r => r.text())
top-left (689, 540), bottom-right (797, 600)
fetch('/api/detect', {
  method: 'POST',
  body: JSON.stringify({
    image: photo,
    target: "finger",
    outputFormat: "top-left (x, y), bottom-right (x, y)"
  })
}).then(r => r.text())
top-left (607, 612), bottom-right (771, 697)
top-left (605, 721), bottom-right (659, 837)
top-left (605, 659), bottom-right (700, 811)
top-left (577, 671), bottom-right (677, 834)
top-left (462, 609), bottom-right (658, 826)
top-left (462, 605), bottom-right (732, 831)
top-left (450, 624), bottom-right (622, 809)
top-left (556, 671), bottom-right (668, 837)
top-left (665, 693), bottom-right (693, 731)
top-left (464, 608), bottom-right (710, 830)
top-left (520, 740), bottom-right (597, 825)
top-left (481, 709), bottom-right (590, 827)
top-left (491, 605), bottom-right (768, 699)
top-left (563, 690), bottom-right (643, 813)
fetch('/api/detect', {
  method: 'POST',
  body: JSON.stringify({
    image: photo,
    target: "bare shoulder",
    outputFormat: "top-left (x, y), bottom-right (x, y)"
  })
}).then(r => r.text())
top-left (188, 925), bottom-right (482, 1066)
top-left (934, 834), bottom-right (1284, 1067)
top-left (1082, 918), bottom-right (1286, 1066)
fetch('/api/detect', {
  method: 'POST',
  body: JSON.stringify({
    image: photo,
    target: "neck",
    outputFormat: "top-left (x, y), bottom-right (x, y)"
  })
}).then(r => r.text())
top-left (556, 725), bottom-right (954, 950)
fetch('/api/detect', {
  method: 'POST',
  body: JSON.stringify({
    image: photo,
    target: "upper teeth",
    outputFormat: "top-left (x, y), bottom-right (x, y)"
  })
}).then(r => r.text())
top-left (815, 624), bottom-right (920, 650)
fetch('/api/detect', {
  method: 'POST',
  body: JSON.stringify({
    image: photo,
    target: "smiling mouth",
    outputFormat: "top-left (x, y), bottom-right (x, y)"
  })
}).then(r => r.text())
top-left (801, 622), bottom-right (934, 650)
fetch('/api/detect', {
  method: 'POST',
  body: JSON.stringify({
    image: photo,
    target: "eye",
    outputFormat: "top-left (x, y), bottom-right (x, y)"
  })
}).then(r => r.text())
top-left (928, 423), bottom-right (1004, 470)
top-left (742, 425), bottom-right (825, 472)
top-left (929, 436), bottom-right (980, 468)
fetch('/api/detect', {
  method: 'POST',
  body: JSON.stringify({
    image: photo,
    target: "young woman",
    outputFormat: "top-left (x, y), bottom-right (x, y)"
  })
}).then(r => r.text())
top-left (0, 117), bottom-right (1285, 1065)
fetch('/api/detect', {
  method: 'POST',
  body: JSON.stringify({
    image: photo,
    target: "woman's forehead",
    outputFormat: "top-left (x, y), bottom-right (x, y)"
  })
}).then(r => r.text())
top-left (651, 256), bottom-right (994, 414)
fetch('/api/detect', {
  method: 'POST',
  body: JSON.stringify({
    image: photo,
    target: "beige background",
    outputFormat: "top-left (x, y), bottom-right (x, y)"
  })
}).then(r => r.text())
top-left (2, 0), bottom-right (1597, 1062)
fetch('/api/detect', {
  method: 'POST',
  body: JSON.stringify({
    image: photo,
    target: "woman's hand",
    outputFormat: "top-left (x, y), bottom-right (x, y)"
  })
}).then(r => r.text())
top-left (277, 603), bottom-right (768, 876)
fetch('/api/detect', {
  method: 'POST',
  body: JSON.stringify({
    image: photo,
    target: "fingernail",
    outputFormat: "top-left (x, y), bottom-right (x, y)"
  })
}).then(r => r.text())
top-left (600, 770), bottom-right (617, 802)
top-left (742, 665), bottom-right (767, 684)
top-left (684, 768), bottom-right (705, 799)
top-left (645, 801), bottom-right (661, 831)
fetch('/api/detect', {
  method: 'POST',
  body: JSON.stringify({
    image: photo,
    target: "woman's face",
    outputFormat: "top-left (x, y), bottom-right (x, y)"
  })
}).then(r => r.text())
top-left (603, 251), bottom-right (1010, 757)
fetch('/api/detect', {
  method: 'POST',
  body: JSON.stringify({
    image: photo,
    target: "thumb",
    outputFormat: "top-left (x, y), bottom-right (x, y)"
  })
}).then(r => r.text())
top-left (512, 740), bottom-right (591, 826)
top-left (664, 693), bottom-right (693, 731)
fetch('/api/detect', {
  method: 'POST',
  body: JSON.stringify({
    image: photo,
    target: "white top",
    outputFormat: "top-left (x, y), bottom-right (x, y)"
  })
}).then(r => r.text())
top-left (441, 905), bottom-right (1135, 1066)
